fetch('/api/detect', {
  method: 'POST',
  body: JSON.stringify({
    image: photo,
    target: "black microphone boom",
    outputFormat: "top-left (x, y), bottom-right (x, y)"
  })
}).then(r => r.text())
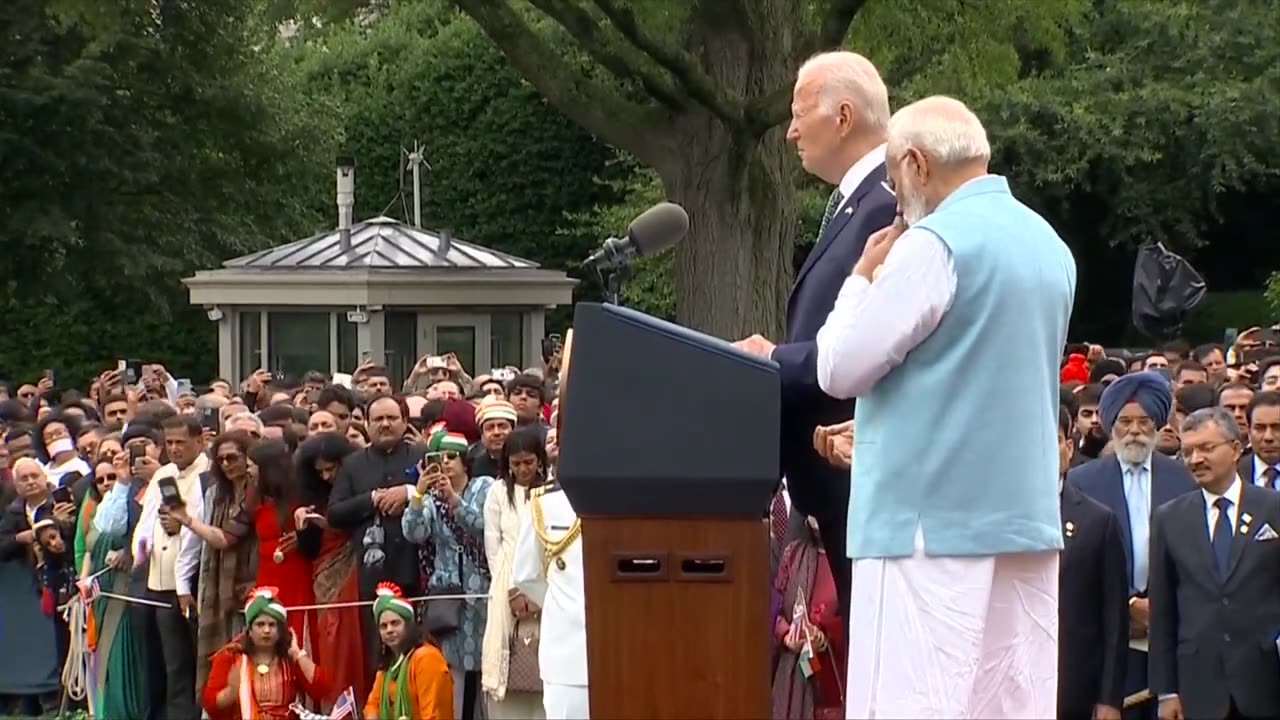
top-left (583, 202), bottom-right (689, 271)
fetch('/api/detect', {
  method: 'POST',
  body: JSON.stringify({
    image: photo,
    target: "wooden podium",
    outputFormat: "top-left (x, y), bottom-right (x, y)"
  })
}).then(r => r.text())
top-left (557, 303), bottom-right (780, 719)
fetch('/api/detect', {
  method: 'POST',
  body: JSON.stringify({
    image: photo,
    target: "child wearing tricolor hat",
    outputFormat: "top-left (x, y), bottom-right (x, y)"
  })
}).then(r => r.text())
top-left (201, 586), bottom-right (331, 720)
top-left (366, 582), bottom-right (453, 719)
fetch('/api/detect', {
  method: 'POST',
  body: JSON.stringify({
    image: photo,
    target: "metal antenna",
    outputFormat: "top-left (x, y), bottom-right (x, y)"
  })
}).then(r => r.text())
top-left (404, 141), bottom-right (432, 228)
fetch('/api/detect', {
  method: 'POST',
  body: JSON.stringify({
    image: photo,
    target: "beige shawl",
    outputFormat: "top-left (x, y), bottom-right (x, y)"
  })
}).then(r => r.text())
top-left (480, 480), bottom-right (534, 700)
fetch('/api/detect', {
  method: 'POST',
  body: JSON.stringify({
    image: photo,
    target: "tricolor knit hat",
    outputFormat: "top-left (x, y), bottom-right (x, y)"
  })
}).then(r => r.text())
top-left (244, 586), bottom-right (287, 625)
top-left (475, 399), bottom-right (517, 428)
top-left (427, 429), bottom-right (470, 454)
top-left (373, 582), bottom-right (414, 622)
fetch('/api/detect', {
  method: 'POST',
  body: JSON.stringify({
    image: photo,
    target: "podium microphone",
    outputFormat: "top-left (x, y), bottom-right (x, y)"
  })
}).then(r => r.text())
top-left (583, 202), bottom-right (689, 271)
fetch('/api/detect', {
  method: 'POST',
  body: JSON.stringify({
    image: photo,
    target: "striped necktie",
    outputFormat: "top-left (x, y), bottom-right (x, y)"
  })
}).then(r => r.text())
top-left (817, 189), bottom-right (844, 241)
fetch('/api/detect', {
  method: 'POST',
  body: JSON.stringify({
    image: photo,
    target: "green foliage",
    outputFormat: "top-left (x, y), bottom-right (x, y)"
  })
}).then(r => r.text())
top-left (973, 0), bottom-right (1280, 251)
top-left (0, 0), bottom-right (336, 388)
top-left (1184, 291), bottom-right (1275, 344)
top-left (1267, 275), bottom-right (1280, 318)
top-left (278, 1), bottom-right (622, 270)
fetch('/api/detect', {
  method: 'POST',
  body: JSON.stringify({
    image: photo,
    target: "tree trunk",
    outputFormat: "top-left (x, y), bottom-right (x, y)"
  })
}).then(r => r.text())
top-left (656, 118), bottom-right (794, 340)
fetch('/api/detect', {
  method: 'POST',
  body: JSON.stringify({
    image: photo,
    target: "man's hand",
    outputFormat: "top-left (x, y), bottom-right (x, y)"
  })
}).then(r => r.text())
top-left (178, 594), bottom-right (195, 619)
top-left (1093, 703), bottom-right (1121, 720)
top-left (244, 369), bottom-right (272, 395)
top-left (36, 375), bottom-right (54, 397)
top-left (733, 334), bottom-right (775, 358)
top-left (1157, 697), bottom-right (1183, 720)
top-left (1129, 596), bottom-right (1150, 637)
top-left (853, 216), bottom-right (907, 281)
top-left (444, 352), bottom-right (464, 375)
top-left (375, 487), bottom-right (410, 516)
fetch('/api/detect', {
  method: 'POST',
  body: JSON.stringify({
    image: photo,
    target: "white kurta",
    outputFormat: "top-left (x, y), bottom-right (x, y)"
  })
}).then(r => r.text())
top-left (815, 184), bottom-right (1059, 718)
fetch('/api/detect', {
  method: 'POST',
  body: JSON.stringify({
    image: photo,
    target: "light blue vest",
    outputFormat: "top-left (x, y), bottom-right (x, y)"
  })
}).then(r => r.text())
top-left (847, 175), bottom-right (1076, 559)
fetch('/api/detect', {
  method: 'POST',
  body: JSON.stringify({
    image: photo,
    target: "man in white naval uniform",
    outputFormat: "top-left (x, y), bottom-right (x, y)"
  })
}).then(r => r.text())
top-left (513, 482), bottom-right (588, 719)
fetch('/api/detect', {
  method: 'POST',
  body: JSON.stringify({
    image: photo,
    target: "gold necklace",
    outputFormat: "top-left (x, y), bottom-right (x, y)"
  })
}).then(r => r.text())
top-left (530, 487), bottom-right (580, 572)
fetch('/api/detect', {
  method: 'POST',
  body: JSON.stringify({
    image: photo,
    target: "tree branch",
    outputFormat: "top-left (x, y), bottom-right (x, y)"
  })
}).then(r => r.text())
top-left (589, 0), bottom-right (745, 129)
top-left (525, 0), bottom-right (688, 110)
top-left (744, 0), bottom-right (869, 131)
top-left (451, 0), bottom-right (668, 163)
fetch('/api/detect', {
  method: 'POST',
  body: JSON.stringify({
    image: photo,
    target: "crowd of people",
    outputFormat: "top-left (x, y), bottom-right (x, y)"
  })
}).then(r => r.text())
top-left (0, 348), bottom-right (581, 720)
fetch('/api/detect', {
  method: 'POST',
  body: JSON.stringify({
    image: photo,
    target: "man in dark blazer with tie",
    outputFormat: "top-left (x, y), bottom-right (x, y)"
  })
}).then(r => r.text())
top-left (1068, 372), bottom-right (1198, 719)
top-left (1149, 407), bottom-right (1280, 720)
top-left (735, 51), bottom-right (897, 616)
top-left (1058, 405), bottom-right (1129, 720)
top-left (1238, 391), bottom-right (1280, 489)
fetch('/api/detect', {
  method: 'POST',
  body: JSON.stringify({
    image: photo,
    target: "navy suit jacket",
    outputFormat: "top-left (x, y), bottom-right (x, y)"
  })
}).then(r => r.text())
top-left (773, 166), bottom-right (896, 525)
top-left (1067, 452), bottom-right (1198, 595)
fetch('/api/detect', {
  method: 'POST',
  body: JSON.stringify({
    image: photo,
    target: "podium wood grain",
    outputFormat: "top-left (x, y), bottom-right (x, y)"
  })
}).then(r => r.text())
top-left (580, 516), bottom-right (770, 719)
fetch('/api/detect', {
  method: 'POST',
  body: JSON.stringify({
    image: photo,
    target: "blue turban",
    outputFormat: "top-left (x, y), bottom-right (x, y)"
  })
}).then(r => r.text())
top-left (1097, 371), bottom-right (1172, 433)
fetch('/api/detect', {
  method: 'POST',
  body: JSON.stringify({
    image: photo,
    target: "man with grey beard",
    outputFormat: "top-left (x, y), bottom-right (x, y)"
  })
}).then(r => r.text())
top-left (1069, 371), bottom-right (1197, 719)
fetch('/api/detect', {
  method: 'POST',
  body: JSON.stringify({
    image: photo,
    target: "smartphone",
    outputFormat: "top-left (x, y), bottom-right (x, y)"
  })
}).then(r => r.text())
top-left (1153, 367), bottom-right (1173, 381)
top-left (124, 359), bottom-right (144, 385)
top-left (43, 369), bottom-right (55, 385)
top-left (1224, 328), bottom-right (1239, 349)
top-left (157, 477), bottom-right (183, 507)
top-left (426, 355), bottom-right (448, 370)
top-left (52, 486), bottom-right (73, 505)
top-left (198, 406), bottom-right (220, 432)
top-left (176, 378), bottom-right (193, 396)
top-left (128, 444), bottom-right (145, 466)
top-left (491, 367), bottom-right (515, 382)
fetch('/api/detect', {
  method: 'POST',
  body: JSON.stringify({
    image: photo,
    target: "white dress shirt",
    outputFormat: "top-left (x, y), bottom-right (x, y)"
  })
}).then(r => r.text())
top-left (1202, 476), bottom-right (1243, 540)
top-left (837, 144), bottom-right (887, 207)
top-left (1252, 455), bottom-right (1280, 488)
top-left (815, 226), bottom-right (957, 399)
top-left (132, 454), bottom-right (210, 595)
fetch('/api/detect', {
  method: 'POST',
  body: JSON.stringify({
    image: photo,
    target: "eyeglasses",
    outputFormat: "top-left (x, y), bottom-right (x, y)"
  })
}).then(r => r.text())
top-left (217, 453), bottom-right (243, 465)
top-left (97, 474), bottom-right (117, 483)
top-left (1114, 416), bottom-right (1155, 432)
top-left (426, 451), bottom-right (459, 463)
top-left (1180, 440), bottom-right (1235, 461)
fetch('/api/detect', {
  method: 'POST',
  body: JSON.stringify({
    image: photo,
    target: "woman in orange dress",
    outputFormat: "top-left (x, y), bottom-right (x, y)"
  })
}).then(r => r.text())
top-left (201, 587), bottom-right (332, 720)
top-left (364, 583), bottom-right (453, 720)
top-left (248, 442), bottom-right (317, 654)
top-left (294, 433), bottom-right (368, 705)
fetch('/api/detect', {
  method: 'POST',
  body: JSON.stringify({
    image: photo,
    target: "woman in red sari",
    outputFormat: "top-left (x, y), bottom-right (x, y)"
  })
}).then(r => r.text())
top-left (201, 587), bottom-right (331, 720)
top-left (248, 442), bottom-right (317, 653)
top-left (293, 433), bottom-right (368, 706)
top-left (772, 516), bottom-right (845, 720)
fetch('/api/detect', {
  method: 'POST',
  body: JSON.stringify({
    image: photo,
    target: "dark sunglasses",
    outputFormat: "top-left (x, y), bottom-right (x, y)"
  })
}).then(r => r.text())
top-left (217, 453), bottom-right (243, 465)
top-left (97, 473), bottom-right (117, 483)
top-left (425, 451), bottom-right (460, 463)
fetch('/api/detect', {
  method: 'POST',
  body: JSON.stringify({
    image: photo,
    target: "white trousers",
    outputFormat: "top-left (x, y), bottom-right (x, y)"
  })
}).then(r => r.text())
top-left (543, 682), bottom-right (590, 720)
top-left (846, 529), bottom-right (1059, 719)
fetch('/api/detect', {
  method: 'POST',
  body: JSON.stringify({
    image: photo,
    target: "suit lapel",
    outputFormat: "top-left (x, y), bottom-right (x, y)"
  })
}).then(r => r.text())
top-left (1182, 492), bottom-right (1218, 581)
top-left (792, 165), bottom-right (886, 293)
top-left (1100, 458), bottom-right (1135, 583)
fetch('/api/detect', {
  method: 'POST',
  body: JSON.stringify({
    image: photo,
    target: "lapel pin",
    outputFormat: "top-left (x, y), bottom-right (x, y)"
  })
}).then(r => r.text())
top-left (1064, 521), bottom-right (1075, 537)
top-left (843, 206), bottom-right (853, 215)
top-left (1242, 512), bottom-right (1252, 523)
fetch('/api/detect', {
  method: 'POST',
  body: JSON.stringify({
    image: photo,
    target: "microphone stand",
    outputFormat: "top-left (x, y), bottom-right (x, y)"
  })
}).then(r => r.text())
top-left (594, 263), bottom-right (632, 306)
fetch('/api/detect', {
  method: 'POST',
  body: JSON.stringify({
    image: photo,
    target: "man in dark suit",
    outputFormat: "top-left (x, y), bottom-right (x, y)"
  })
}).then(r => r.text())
top-left (1238, 391), bottom-right (1280, 489)
top-left (1058, 406), bottom-right (1129, 720)
top-left (1068, 372), bottom-right (1198, 719)
top-left (735, 51), bottom-right (897, 615)
top-left (1149, 407), bottom-right (1280, 720)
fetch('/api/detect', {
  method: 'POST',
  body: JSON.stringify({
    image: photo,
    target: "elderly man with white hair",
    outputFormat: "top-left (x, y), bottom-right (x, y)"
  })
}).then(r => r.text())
top-left (735, 50), bottom-right (897, 619)
top-left (815, 96), bottom-right (1077, 718)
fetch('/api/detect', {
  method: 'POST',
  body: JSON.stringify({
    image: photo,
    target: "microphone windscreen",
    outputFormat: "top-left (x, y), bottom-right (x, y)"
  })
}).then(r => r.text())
top-left (626, 202), bottom-right (689, 256)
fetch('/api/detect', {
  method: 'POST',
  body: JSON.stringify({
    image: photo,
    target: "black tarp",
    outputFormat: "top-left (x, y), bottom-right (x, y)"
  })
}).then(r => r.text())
top-left (1132, 242), bottom-right (1207, 341)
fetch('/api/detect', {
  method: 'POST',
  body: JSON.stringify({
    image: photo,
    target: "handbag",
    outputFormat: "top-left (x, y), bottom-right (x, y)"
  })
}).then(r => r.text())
top-left (423, 548), bottom-right (463, 635)
top-left (506, 616), bottom-right (542, 693)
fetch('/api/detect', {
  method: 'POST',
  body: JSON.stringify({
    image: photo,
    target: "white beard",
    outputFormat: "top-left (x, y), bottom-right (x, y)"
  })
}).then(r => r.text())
top-left (899, 184), bottom-right (930, 226)
top-left (1114, 436), bottom-right (1155, 465)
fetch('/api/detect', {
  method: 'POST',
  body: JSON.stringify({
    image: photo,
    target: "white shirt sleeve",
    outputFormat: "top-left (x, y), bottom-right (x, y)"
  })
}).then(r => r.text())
top-left (174, 484), bottom-right (205, 597)
top-left (132, 482), bottom-right (159, 561)
top-left (512, 503), bottom-right (548, 605)
top-left (816, 227), bottom-right (958, 399)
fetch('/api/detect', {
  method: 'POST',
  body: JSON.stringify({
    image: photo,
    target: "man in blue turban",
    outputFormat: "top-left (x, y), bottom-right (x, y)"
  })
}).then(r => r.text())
top-left (1068, 370), bottom-right (1196, 718)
